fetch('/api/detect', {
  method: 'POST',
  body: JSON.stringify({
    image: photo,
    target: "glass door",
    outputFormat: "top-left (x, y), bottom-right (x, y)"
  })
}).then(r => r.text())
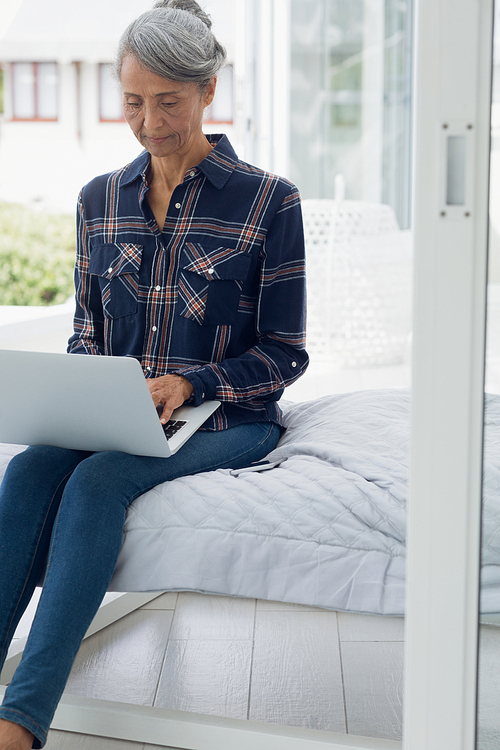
top-left (286, 0), bottom-right (413, 405)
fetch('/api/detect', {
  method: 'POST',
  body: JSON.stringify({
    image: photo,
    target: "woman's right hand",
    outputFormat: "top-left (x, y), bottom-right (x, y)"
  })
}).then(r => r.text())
top-left (147, 374), bottom-right (194, 424)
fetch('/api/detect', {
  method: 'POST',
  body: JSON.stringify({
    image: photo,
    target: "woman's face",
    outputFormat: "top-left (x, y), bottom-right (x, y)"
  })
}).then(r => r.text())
top-left (120, 54), bottom-right (215, 159)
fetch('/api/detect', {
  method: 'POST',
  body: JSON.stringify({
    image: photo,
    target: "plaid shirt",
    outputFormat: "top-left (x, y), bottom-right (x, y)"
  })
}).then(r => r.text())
top-left (67, 135), bottom-right (308, 430)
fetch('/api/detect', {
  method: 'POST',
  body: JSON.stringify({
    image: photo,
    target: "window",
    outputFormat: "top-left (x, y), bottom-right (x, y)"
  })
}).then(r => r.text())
top-left (290, 0), bottom-right (413, 228)
top-left (99, 63), bottom-right (124, 122)
top-left (11, 62), bottom-right (58, 121)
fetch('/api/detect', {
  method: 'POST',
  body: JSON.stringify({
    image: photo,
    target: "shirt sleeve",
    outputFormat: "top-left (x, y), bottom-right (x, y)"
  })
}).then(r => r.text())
top-left (179, 185), bottom-right (309, 406)
top-left (67, 192), bottom-right (106, 356)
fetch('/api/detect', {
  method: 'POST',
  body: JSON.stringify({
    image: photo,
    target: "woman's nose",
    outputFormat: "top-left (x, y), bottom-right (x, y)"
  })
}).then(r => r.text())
top-left (143, 103), bottom-right (164, 131)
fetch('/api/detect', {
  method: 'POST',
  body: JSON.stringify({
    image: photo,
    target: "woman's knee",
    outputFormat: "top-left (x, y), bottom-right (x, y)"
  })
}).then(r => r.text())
top-left (63, 451), bottom-right (139, 510)
top-left (6, 445), bottom-right (89, 476)
top-left (1, 447), bottom-right (88, 499)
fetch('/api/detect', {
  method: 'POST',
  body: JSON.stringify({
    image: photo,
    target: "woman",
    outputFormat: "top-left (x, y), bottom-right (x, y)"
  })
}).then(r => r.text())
top-left (0, 1), bottom-right (308, 747)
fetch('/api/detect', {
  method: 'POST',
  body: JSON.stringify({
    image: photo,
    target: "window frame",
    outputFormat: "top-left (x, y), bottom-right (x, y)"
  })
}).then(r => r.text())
top-left (10, 61), bottom-right (58, 122)
top-left (403, 0), bottom-right (492, 748)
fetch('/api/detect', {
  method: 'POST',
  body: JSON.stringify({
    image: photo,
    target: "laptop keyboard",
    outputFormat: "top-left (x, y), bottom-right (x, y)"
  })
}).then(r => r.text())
top-left (162, 419), bottom-right (188, 440)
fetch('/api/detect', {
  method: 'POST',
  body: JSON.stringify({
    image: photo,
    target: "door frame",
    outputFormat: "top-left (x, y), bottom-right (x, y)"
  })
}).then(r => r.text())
top-left (404, 1), bottom-right (493, 749)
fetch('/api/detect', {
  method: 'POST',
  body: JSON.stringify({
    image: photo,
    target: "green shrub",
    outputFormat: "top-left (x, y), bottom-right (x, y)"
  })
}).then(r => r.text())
top-left (0, 202), bottom-right (76, 306)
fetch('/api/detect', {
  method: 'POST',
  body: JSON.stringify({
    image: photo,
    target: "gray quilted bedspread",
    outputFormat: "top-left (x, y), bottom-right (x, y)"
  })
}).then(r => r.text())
top-left (113, 389), bottom-right (410, 615)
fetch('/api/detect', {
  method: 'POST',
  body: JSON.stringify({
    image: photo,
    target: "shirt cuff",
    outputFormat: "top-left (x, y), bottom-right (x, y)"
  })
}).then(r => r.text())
top-left (182, 368), bottom-right (218, 406)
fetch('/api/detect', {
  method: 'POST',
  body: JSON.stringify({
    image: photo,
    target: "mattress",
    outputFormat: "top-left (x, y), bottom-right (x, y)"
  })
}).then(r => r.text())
top-left (1, 389), bottom-right (498, 616)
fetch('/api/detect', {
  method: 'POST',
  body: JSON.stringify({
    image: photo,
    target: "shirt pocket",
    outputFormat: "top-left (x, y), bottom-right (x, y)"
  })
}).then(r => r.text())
top-left (89, 243), bottom-right (143, 319)
top-left (177, 243), bottom-right (253, 326)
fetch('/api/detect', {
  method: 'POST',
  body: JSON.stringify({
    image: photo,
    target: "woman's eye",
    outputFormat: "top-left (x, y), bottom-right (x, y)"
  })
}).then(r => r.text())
top-left (125, 101), bottom-right (141, 109)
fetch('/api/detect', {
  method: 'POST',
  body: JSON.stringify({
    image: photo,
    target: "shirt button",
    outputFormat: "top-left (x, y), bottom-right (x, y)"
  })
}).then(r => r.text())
top-left (175, 202), bottom-right (181, 209)
top-left (152, 326), bottom-right (157, 332)
top-left (146, 366), bottom-right (152, 372)
top-left (207, 268), bottom-right (215, 275)
top-left (155, 285), bottom-right (161, 292)
top-left (291, 361), bottom-right (297, 368)
top-left (189, 170), bottom-right (196, 177)
top-left (107, 267), bottom-right (113, 273)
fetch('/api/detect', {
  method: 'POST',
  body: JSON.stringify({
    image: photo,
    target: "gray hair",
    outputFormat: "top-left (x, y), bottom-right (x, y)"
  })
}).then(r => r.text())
top-left (114, 0), bottom-right (227, 87)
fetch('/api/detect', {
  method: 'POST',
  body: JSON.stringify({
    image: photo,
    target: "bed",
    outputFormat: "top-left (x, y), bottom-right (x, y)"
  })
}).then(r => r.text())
top-left (1, 387), bottom-right (499, 619)
top-left (2, 386), bottom-right (499, 749)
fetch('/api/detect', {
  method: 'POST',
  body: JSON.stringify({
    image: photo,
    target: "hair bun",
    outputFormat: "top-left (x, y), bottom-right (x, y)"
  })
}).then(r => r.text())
top-left (116, 0), bottom-right (226, 85)
top-left (153, 0), bottom-right (212, 29)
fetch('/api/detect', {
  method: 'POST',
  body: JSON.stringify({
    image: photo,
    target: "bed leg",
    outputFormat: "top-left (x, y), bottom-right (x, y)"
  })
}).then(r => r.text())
top-left (0, 591), bottom-right (162, 685)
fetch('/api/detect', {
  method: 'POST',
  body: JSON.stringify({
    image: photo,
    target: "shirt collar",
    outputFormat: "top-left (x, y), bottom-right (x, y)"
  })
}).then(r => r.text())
top-left (120, 134), bottom-right (237, 189)
top-left (198, 134), bottom-right (238, 189)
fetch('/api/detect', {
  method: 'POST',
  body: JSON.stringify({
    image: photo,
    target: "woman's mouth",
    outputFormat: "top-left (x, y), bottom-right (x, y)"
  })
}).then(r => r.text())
top-left (147, 136), bottom-right (169, 144)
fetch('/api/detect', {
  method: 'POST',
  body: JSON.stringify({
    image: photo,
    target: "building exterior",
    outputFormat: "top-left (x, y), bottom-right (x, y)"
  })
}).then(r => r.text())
top-left (0, 0), bottom-right (238, 214)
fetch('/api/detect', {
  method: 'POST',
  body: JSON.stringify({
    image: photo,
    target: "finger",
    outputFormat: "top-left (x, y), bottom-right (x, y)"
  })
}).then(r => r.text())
top-left (150, 389), bottom-right (162, 408)
top-left (158, 390), bottom-right (185, 424)
top-left (159, 403), bottom-right (175, 424)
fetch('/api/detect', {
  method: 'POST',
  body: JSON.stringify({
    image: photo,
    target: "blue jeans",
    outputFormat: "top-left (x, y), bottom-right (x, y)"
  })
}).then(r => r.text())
top-left (0, 421), bottom-right (281, 748)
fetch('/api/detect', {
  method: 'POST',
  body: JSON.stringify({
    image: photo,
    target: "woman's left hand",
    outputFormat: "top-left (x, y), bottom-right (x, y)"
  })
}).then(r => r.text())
top-left (147, 374), bottom-right (194, 424)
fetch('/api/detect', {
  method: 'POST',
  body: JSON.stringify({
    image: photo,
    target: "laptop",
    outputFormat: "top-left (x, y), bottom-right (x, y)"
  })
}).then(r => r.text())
top-left (0, 350), bottom-right (220, 458)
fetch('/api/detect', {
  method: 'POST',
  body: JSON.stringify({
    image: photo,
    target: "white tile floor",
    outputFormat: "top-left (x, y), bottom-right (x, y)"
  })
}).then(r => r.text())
top-left (1, 285), bottom-right (500, 748)
top-left (47, 593), bottom-right (405, 748)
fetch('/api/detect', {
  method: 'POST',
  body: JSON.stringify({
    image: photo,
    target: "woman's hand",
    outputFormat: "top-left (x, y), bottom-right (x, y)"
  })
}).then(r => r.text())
top-left (147, 374), bottom-right (194, 424)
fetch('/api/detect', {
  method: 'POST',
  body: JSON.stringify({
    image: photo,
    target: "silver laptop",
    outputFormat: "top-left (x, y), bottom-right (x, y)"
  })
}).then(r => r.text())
top-left (0, 350), bottom-right (220, 458)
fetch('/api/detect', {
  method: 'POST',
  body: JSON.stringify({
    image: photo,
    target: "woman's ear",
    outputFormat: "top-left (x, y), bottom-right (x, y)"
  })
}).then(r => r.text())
top-left (203, 76), bottom-right (217, 108)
